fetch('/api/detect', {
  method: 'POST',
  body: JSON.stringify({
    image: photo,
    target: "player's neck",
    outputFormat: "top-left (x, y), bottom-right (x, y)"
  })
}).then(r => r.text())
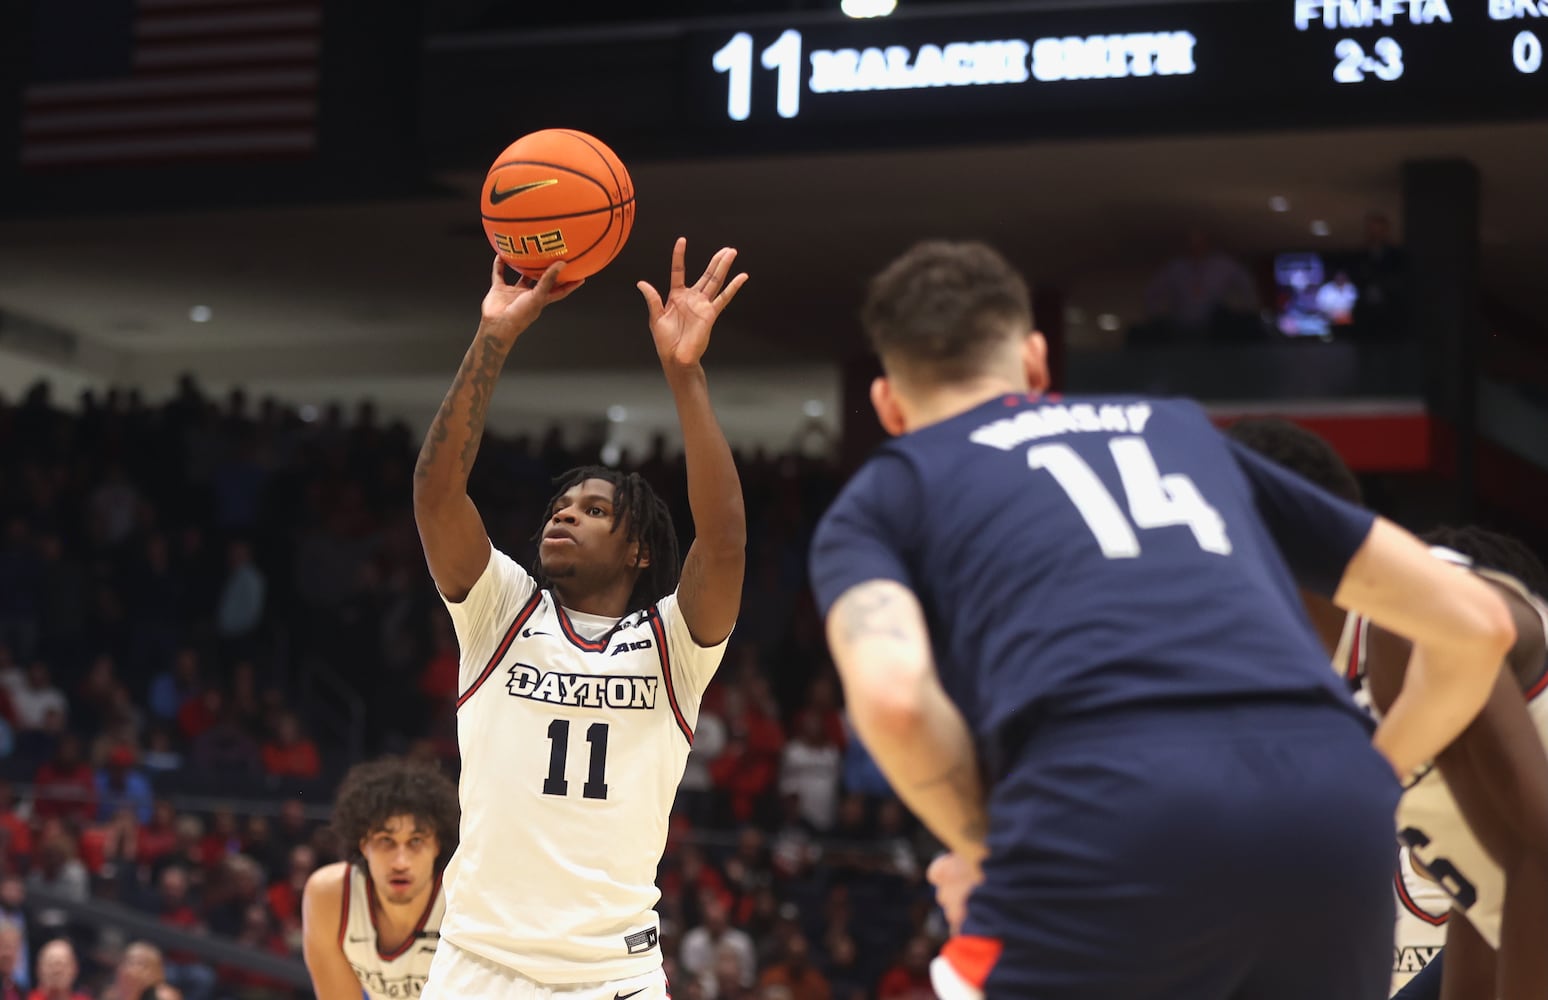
top-left (372, 884), bottom-right (430, 944)
top-left (900, 377), bottom-right (1027, 432)
top-left (552, 578), bottom-right (633, 619)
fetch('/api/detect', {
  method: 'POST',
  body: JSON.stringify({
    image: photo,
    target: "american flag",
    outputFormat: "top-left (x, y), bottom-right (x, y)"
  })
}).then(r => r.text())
top-left (20, 0), bottom-right (320, 169)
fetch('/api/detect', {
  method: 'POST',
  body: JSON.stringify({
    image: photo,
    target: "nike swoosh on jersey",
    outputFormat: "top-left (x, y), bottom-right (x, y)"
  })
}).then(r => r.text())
top-left (614, 990), bottom-right (646, 1000)
top-left (488, 179), bottom-right (558, 205)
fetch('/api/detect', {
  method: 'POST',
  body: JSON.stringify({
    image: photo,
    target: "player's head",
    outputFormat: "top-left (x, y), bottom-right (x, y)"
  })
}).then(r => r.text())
top-left (532, 465), bottom-right (680, 612)
top-left (330, 757), bottom-right (459, 906)
top-left (1421, 525), bottom-right (1548, 597)
top-left (861, 241), bottom-right (1047, 435)
top-left (1223, 417), bottom-right (1363, 506)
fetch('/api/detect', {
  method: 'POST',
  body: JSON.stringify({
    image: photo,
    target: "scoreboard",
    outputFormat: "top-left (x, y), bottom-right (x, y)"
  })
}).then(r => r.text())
top-left (689, 1), bottom-right (1547, 132)
top-left (423, 0), bottom-right (1548, 162)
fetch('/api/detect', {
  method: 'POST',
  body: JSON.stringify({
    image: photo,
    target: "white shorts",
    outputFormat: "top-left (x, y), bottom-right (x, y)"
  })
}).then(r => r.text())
top-left (422, 941), bottom-right (669, 1000)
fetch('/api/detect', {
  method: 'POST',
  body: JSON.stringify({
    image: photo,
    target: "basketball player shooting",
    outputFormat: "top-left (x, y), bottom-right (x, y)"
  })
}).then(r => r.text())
top-left (301, 757), bottom-right (460, 1000)
top-left (412, 238), bottom-right (747, 1000)
top-left (808, 241), bottom-right (1515, 1000)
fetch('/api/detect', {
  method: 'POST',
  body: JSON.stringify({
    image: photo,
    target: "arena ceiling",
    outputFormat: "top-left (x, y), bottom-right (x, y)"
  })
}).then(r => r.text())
top-left (0, 120), bottom-right (1544, 442)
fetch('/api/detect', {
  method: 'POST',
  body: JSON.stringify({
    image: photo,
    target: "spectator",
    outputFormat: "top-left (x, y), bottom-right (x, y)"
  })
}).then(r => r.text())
top-left (12, 664), bottom-right (68, 739)
top-left (1139, 227), bottom-right (1261, 344)
top-left (139, 729), bottom-right (183, 776)
top-left (264, 844), bottom-right (315, 941)
top-left (1352, 211), bottom-right (1409, 339)
top-left (0, 881), bottom-right (28, 991)
top-left (102, 942), bottom-right (163, 1000)
top-left (28, 939), bottom-right (89, 1000)
top-left (27, 826), bottom-right (90, 919)
top-left (33, 736), bottom-right (96, 825)
top-left (189, 706), bottom-right (261, 779)
top-left (214, 540), bottom-right (265, 643)
top-left (779, 710), bottom-right (841, 832)
top-left (95, 746), bottom-right (155, 825)
top-left (87, 463), bottom-right (141, 551)
top-left (0, 785), bottom-right (32, 868)
top-left (876, 936), bottom-right (934, 1000)
top-left (819, 933), bottom-right (867, 1000)
top-left (147, 650), bottom-right (200, 727)
top-left (758, 933), bottom-right (830, 1000)
top-left (704, 939), bottom-right (758, 1000)
top-left (678, 686), bottom-right (728, 827)
top-left (0, 922), bottom-right (21, 1000)
top-left (681, 894), bottom-right (756, 992)
top-left (259, 712), bottom-right (320, 781)
top-left (137, 801), bottom-right (179, 866)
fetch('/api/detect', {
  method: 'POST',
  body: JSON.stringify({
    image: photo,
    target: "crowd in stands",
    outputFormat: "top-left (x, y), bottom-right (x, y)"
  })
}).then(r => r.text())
top-left (0, 378), bottom-right (940, 1000)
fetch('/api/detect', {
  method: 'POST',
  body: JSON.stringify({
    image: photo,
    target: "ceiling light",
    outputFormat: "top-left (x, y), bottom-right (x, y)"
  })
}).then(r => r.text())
top-left (298, 405), bottom-right (318, 423)
top-left (1310, 220), bottom-right (1331, 237)
top-left (841, 0), bottom-right (896, 17)
top-left (607, 405), bottom-right (628, 423)
top-left (189, 305), bottom-right (213, 323)
top-left (1269, 196), bottom-right (1290, 213)
top-left (1096, 313), bottom-right (1122, 332)
top-left (803, 399), bottom-right (825, 418)
top-left (600, 442), bottom-right (622, 467)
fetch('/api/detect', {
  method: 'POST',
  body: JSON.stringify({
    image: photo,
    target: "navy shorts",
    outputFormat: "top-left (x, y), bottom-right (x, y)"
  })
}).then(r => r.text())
top-left (953, 700), bottom-right (1401, 1000)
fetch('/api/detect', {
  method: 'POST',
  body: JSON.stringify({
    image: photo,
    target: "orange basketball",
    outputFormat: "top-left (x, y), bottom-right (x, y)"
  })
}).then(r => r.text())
top-left (480, 129), bottom-right (636, 282)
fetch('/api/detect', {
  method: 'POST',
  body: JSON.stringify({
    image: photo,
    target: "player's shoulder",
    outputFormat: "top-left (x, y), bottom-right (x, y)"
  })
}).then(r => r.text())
top-left (302, 861), bottom-right (352, 913)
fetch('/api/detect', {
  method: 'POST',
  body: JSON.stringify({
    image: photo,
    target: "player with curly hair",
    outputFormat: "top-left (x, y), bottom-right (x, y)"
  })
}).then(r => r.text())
top-left (300, 756), bottom-right (460, 1000)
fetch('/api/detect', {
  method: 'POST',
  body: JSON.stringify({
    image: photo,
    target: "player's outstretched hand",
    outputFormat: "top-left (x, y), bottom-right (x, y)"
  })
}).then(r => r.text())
top-left (639, 237), bottom-right (749, 369)
top-left (480, 257), bottom-right (585, 346)
top-left (927, 852), bottom-right (983, 935)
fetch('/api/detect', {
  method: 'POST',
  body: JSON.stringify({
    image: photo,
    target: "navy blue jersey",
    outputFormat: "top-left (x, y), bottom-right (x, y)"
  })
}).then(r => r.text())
top-left (809, 393), bottom-right (1375, 762)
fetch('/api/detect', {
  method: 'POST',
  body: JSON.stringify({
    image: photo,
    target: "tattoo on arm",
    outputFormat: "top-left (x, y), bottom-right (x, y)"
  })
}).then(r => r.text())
top-left (458, 335), bottom-right (507, 473)
top-left (834, 584), bottom-right (914, 647)
top-left (415, 335), bottom-right (509, 485)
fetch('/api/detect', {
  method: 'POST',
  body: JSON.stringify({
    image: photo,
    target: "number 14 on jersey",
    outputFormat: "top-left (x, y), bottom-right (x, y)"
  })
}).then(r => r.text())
top-left (1030, 437), bottom-right (1233, 558)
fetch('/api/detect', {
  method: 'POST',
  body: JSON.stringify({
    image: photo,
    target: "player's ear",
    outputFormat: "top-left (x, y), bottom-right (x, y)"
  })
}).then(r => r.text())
top-left (1022, 332), bottom-right (1050, 394)
top-left (870, 376), bottom-right (907, 437)
top-left (632, 541), bottom-right (651, 570)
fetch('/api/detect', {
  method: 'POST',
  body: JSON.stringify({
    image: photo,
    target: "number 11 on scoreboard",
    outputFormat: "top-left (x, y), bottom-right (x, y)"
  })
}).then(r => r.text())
top-left (713, 30), bottom-right (805, 122)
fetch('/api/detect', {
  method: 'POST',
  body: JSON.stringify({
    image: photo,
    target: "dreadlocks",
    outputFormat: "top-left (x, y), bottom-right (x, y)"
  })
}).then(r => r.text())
top-left (1421, 525), bottom-right (1548, 597)
top-left (532, 465), bottom-right (681, 613)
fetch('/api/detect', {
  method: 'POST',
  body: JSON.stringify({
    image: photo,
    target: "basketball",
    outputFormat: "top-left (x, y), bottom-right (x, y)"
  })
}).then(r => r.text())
top-left (480, 129), bottom-right (636, 282)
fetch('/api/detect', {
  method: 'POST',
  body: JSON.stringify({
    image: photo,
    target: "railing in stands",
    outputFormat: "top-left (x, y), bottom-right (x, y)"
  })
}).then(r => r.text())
top-left (24, 884), bottom-right (311, 988)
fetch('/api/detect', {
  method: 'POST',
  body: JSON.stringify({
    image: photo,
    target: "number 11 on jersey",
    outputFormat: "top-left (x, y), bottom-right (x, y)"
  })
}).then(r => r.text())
top-left (543, 719), bottom-right (610, 800)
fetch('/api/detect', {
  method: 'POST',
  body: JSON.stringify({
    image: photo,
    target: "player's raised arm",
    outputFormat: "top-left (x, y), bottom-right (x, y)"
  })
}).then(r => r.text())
top-left (414, 259), bottom-right (584, 601)
top-left (638, 238), bottom-right (748, 644)
top-left (301, 862), bottom-right (368, 1000)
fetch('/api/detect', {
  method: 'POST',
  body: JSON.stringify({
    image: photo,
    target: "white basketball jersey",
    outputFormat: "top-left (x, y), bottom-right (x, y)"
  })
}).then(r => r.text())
top-left (439, 547), bottom-right (727, 984)
top-left (340, 863), bottom-right (446, 1000)
top-left (1389, 846), bottom-right (1449, 994)
top-left (1342, 547), bottom-right (1548, 953)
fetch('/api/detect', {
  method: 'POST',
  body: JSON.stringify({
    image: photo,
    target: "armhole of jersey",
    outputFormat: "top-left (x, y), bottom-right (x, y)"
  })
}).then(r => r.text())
top-left (1469, 566), bottom-right (1548, 701)
top-left (336, 864), bottom-right (352, 948)
top-left (649, 607), bottom-right (694, 747)
top-left (456, 591), bottom-right (544, 710)
top-left (1333, 612), bottom-right (1367, 683)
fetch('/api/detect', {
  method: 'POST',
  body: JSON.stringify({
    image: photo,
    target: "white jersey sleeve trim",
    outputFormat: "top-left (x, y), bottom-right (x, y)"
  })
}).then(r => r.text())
top-left (652, 591), bottom-right (731, 725)
top-left (440, 547), bottom-right (538, 693)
